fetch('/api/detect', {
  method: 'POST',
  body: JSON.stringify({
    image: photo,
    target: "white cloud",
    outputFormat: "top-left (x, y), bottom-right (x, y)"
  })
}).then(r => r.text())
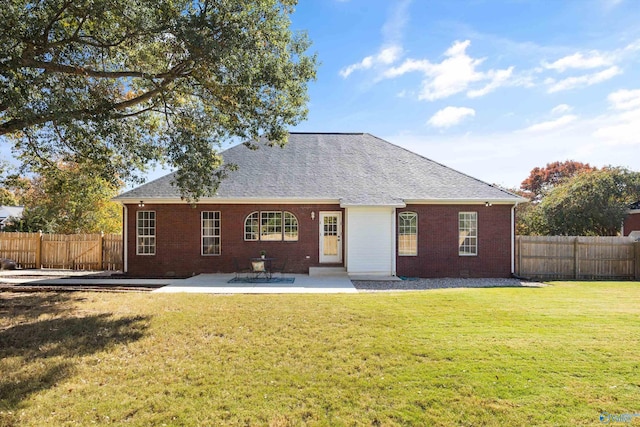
top-left (551, 104), bottom-right (573, 115)
top-left (382, 0), bottom-right (411, 43)
top-left (607, 89), bottom-right (640, 110)
top-left (383, 58), bottom-right (432, 78)
top-left (339, 0), bottom-right (409, 78)
top-left (467, 67), bottom-right (514, 98)
top-left (546, 66), bottom-right (621, 93)
top-left (593, 108), bottom-right (640, 145)
top-left (339, 45), bottom-right (403, 78)
top-left (384, 40), bottom-right (516, 101)
top-left (522, 114), bottom-right (578, 132)
top-left (427, 106), bottom-right (476, 128)
top-left (543, 51), bottom-right (613, 72)
top-left (593, 88), bottom-right (640, 145)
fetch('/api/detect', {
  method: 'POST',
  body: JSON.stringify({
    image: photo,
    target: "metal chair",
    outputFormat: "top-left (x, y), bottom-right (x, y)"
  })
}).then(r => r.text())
top-left (233, 258), bottom-right (251, 280)
top-left (271, 258), bottom-right (288, 278)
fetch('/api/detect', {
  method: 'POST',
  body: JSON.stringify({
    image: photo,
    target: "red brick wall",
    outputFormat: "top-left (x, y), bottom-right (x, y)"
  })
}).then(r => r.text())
top-left (396, 204), bottom-right (514, 278)
top-left (125, 203), bottom-right (343, 277)
top-left (623, 212), bottom-right (640, 236)
top-left (124, 202), bottom-right (515, 278)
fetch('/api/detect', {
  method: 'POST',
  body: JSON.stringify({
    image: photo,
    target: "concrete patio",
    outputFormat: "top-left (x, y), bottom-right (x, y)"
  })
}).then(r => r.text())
top-left (153, 273), bottom-right (357, 294)
top-left (0, 269), bottom-right (358, 294)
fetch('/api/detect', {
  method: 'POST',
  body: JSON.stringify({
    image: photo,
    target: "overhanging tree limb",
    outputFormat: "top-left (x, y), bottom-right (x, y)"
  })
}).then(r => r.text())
top-left (0, 0), bottom-right (317, 200)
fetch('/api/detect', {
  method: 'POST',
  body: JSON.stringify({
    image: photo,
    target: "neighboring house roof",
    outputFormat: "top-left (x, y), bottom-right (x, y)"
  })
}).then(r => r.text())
top-left (0, 206), bottom-right (24, 225)
top-left (115, 132), bottom-right (523, 206)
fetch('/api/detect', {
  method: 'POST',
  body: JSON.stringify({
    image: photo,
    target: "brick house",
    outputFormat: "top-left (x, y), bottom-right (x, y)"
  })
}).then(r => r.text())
top-left (623, 201), bottom-right (640, 237)
top-left (114, 133), bottom-right (524, 278)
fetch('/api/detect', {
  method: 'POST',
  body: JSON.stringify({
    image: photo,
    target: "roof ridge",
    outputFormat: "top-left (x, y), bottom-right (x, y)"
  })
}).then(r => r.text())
top-left (289, 132), bottom-right (365, 135)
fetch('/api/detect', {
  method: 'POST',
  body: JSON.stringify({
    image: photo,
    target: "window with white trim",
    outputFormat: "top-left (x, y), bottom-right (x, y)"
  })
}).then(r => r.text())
top-left (245, 212), bottom-right (259, 241)
top-left (398, 212), bottom-right (417, 256)
top-left (244, 211), bottom-right (299, 241)
top-left (458, 212), bottom-right (478, 256)
top-left (136, 211), bottom-right (156, 255)
top-left (261, 211), bottom-right (282, 241)
top-left (202, 211), bottom-right (221, 255)
top-left (284, 212), bottom-right (299, 241)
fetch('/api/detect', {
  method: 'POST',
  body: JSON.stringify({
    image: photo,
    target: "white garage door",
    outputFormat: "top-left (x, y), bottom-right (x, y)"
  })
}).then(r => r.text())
top-left (346, 207), bottom-right (395, 275)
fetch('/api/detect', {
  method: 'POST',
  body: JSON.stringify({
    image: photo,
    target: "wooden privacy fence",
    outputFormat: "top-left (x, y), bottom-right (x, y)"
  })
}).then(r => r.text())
top-left (516, 236), bottom-right (640, 280)
top-left (0, 232), bottom-right (123, 271)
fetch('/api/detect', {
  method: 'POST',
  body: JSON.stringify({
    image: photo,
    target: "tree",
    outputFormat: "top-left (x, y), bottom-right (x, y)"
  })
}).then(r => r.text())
top-left (521, 167), bottom-right (640, 236)
top-left (5, 161), bottom-right (123, 233)
top-left (0, 1), bottom-right (317, 200)
top-left (520, 160), bottom-right (597, 201)
top-left (0, 161), bottom-right (23, 205)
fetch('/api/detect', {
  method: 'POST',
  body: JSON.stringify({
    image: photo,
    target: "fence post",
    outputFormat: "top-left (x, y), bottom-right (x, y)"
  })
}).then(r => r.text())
top-left (98, 231), bottom-right (104, 270)
top-left (35, 231), bottom-right (42, 269)
top-left (574, 237), bottom-right (580, 280)
top-left (517, 236), bottom-right (522, 276)
top-left (635, 241), bottom-right (640, 281)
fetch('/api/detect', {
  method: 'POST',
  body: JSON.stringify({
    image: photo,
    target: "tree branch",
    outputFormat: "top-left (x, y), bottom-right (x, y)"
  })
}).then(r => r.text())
top-left (41, 0), bottom-right (75, 47)
top-left (0, 77), bottom-right (176, 135)
top-left (18, 57), bottom-right (189, 80)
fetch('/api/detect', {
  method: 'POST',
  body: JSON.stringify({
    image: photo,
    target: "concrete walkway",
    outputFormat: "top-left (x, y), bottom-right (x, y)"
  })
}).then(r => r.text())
top-left (0, 270), bottom-right (357, 294)
top-left (153, 273), bottom-right (357, 294)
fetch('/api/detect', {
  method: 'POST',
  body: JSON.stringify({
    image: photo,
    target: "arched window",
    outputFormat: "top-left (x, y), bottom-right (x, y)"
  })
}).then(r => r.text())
top-left (284, 212), bottom-right (298, 241)
top-left (244, 211), bottom-right (299, 241)
top-left (398, 212), bottom-right (417, 256)
top-left (245, 212), bottom-right (259, 241)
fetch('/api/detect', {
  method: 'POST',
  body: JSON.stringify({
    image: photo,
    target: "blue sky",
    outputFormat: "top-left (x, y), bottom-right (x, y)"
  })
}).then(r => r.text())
top-left (288, 0), bottom-right (640, 188)
top-left (3, 0), bottom-right (639, 191)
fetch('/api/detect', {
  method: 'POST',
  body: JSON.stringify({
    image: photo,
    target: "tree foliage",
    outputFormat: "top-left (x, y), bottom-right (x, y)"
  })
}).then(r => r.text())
top-left (4, 161), bottom-right (123, 233)
top-left (520, 160), bottom-right (597, 201)
top-left (0, 0), bottom-right (317, 200)
top-left (518, 167), bottom-right (640, 236)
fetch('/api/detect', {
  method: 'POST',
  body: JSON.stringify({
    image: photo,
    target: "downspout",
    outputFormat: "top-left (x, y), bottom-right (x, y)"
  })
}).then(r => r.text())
top-left (511, 202), bottom-right (518, 275)
top-left (123, 204), bottom-right (128, 273)
top-left (391, 207), bottom-right (397, 276)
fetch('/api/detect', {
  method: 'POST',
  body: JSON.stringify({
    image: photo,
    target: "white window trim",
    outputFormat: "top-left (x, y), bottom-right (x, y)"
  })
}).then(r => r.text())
top-left (458, 211), bottom-right (478, 256)
top-left (283, 211), bottom-right (299, 242)
top-left (260, 211), bottom-right (283, 241)
top-left (201, 211), bottom-right (221, 256)
top-left (244, 211), bottom-right (259, 241)
top-left (136, 210), bottom-right (156, 256)
top-left (398, 211), bottom-right (418, 256)
top-left (244, 211), bottom-right (299, 242)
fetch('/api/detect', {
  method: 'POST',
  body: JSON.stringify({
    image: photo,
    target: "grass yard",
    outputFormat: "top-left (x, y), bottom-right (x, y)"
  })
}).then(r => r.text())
top-left (1, 282), bottom-right (639, 426)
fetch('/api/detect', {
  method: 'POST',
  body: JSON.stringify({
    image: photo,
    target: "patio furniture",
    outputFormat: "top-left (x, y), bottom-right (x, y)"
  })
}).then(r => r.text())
top-left (233, 258), bottom-right (251, 280)
top-left (250, 257), bottom-right (274, 280)
top-left (270, 258), bottom-right (288, 278)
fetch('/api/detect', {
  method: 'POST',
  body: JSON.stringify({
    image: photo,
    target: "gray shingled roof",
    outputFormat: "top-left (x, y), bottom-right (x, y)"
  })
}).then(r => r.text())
top-left (115, 133), bottom-right (522, 205)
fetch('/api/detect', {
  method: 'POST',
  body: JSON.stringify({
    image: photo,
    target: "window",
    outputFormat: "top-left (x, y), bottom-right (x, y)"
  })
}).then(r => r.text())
top-left (137, 211), bottom-right (155, 255)
top-left (245, 212), bottom-right (259, 241)
top-left (202, 211), bottom-right (221, 255)
top-left (459, 212), bottom-right (478, 256)
top-left (284, 212), bottom-right (299, 241)
top-left (398, 212), bottom-right (418, 256)
top-left (244, 211), bottom-right (299, 241)
top-left (261, 211), bottom-right (282, 241)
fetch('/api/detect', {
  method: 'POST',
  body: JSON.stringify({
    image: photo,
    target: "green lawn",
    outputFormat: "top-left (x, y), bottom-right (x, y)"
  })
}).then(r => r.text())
top-left (1, 282), bottom-right (639, 426)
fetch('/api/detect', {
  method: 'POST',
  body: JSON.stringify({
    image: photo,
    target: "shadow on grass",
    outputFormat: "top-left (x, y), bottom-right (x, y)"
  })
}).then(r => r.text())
top-left (0, 313), bottom-right (149, 359)
top-left (0, 292), bottom-right (86, 320)
top-left (0, 294), bottom-right (150, 419)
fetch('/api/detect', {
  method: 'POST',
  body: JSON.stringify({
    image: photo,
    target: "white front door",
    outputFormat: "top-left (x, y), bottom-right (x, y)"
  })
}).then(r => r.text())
top-left (319, 212), bottom-right (342, 263)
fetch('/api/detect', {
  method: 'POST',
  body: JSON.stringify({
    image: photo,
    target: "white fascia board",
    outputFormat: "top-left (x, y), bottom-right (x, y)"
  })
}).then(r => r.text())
top-left (403, 198), bottom-right (525, 205)
top-left (339, 202), bottom-right (407, 208)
